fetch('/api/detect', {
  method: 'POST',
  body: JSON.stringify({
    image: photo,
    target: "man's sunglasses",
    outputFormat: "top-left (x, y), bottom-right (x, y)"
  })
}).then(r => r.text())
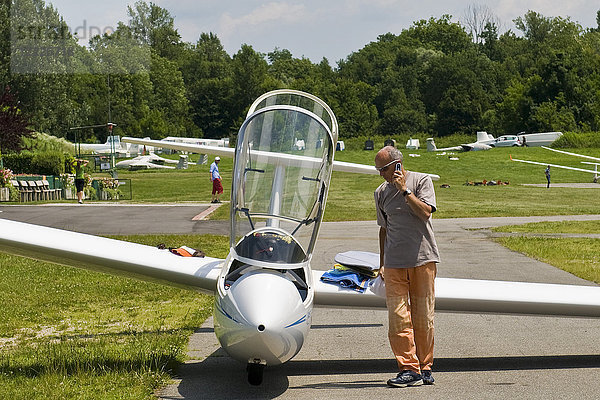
top-left (375, 159), bottom-right (400, 172)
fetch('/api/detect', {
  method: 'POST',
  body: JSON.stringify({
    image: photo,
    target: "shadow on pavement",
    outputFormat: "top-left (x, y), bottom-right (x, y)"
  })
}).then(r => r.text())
top-left (168, 350), bottom-right (600, 399)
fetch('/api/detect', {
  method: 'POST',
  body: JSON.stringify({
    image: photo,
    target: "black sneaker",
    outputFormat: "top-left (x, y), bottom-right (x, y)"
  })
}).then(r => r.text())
top-left (387, 370), bottom-right (423, 387)
top-left (421, 370), bottom-right (434, 385)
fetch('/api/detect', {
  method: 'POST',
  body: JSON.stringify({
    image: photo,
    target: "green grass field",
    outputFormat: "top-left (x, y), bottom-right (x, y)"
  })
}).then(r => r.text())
top-left (110, 146), bottom-right (600, 220)
top-left (492, 220), bottom-right (600, 284)
top-left (497, 236), bottom-right (600, 284)
top-left (1, 145), bottom-right (599, 398)
top-left (330, 146), bottom-right (600, 219)
top-left (0, 234), bottom-right (229, 400)
top-left (493, 220), bottom-right (600, 234)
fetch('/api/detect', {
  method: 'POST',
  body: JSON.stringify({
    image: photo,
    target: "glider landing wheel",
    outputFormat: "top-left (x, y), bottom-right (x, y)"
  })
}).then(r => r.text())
top-left (247, 362), bottom-right (265, 386)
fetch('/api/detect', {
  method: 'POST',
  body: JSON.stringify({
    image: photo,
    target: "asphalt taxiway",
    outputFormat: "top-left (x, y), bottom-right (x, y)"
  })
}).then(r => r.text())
top-left (1, 204), bottom-right (599, 399)
top-left (158, 215), bottom-right (600, 400)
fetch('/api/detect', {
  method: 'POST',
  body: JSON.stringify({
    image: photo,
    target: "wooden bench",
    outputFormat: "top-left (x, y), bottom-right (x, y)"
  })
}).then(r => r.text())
top-left (35, 180), bottom-right (49, 201)
top-left (28, 180), bottom-right (42, 201)
top-left (41, 179), bottom-right (61, 200)
top-left (9, 179), bottom-right (63, 202)
top-left (18, 180), bottom-right (33, 202)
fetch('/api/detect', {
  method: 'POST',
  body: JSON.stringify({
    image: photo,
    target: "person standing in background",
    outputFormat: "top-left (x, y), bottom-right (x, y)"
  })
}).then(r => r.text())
top-left (210, 156), bottom-right (223, 203)
top-left (74, 159), bottom-right (89, 204)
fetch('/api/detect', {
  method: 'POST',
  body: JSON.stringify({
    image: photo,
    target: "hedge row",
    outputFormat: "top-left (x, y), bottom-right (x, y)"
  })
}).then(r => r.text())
top-left (553, 132), bottom-right (600, 148)
top-left (3, 151), bottom-right (66, 176)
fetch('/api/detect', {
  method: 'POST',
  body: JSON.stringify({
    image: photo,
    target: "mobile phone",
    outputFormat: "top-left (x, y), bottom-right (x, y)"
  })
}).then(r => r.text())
top-left (395, 163), bottom-right (402, 172)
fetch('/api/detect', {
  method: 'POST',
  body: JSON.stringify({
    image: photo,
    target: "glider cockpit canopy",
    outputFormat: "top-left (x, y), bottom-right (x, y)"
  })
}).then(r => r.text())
top-left (230, 90), bottom-right (338, 264)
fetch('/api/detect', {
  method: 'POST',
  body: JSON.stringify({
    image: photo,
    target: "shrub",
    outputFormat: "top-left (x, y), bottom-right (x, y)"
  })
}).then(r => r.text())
top-left (22, 132), bottom-right (75, 153)
top-left (2, 152), bottom-right (34, 174)
top-left (553, 132), bottom-right (600, 148)
top-left (32, 151), bottom-right (66, 175)
top-left (8, 184), bottom-right (19, 201)
top-left (65, 155), bottom-right (76, 174)
top-left (3, 151), bottom-right (67, 175)
top-left (84, 184), bottom-right (97, 200)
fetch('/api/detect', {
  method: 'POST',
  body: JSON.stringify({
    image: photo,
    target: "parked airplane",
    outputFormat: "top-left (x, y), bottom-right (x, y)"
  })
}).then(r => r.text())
top-left (115, 153), bottom-right (192, 170)
top-left (75, 134), bottom-right (161, 157)
top-left (1, 90), bottom-right (599, 386)
top-left (77, 135), bottom-right (124, 154)
top-left (426, 131), bottom-right (495, 152)
top-left (510, 146), bottom-right (600, 182)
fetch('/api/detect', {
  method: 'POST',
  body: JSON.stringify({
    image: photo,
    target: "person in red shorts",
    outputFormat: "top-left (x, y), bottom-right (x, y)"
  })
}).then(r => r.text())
top-left (210, 156), bottom-right (223, 203)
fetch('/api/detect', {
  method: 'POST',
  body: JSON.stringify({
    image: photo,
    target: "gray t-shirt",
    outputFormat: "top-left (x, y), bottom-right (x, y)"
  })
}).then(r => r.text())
top-left (375, 171), bottom-right (440, 269)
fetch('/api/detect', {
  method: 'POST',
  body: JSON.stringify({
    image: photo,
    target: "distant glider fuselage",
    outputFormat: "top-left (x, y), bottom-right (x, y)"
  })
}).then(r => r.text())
top-left (426, 138), bottom-right (493, 152)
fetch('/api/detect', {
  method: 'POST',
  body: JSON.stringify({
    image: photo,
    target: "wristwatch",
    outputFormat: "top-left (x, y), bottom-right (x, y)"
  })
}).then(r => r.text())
top-left (402, 189), bottom-right (412, 197)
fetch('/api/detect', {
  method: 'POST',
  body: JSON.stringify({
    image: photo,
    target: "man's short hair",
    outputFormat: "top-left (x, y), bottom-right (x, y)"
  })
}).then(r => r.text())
top-left (384, 146), bottom-right (403, 163)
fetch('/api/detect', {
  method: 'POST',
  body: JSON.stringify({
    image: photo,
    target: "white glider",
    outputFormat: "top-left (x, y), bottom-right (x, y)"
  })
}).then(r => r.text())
top-left (1, 90), bottom-right (599, 386)
top-left (510, 146), bottom-right (600, 182)
top-left (426, 131), bottom-right (495, 152)
top-left (115, 153), bottom-right (192, 170)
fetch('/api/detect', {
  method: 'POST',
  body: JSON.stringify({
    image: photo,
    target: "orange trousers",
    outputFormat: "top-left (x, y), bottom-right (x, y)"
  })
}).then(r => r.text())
top-left (384, 262), bottom-right (436, 373)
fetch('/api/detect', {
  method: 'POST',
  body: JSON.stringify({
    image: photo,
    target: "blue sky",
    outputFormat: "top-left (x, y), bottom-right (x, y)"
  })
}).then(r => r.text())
top-left (48, 0), bottom-right (600, 62)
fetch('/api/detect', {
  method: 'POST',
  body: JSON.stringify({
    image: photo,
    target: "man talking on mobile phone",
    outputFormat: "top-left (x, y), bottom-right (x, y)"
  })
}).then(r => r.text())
top-left (374, 145), bottom-right (440, 388)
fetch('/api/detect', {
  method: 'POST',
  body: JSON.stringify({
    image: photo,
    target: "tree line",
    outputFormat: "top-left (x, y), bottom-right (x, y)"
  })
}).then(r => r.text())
top-left (1, 0), bottom-right (600, 151)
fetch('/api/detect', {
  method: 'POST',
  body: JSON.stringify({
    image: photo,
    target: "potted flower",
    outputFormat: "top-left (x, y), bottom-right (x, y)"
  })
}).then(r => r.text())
top-left (0, 168), bottom-right (13, 201)
top-left (98, 177), bottom-right (121, 200)
top-left (59, 173), bottom-right (76, 199)
top-left (83, 173), bottom-right (97, 200)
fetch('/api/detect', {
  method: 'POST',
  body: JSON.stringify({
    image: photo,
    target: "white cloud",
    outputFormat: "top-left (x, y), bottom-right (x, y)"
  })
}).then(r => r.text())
top-left (46, 0), bottom-right (600, 61)
top-left (218, 2), bottom-right (308, 40)
top-left (494, 0), bottom-right (598, 28)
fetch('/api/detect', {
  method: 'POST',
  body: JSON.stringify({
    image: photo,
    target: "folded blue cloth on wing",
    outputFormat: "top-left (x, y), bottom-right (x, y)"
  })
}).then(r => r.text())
top-left (320, 264), bottom-right (371, 293)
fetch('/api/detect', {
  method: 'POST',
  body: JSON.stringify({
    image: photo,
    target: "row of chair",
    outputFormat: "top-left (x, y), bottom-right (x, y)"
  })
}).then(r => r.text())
top-left (10, 180), bottom-right (62, 202)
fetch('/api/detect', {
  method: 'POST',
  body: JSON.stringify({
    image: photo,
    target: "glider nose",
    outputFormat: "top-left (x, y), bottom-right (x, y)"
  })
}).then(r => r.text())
top-left (235, 272), bottom-right (302, 331)
top-left (214, 270), bottom-right (310, 366)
